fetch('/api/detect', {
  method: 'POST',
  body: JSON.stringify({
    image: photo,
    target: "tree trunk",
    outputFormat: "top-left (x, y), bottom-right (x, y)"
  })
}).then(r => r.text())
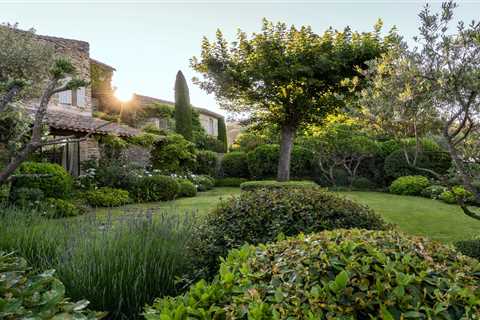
top-left (277, 125), bottom-right (295, 182)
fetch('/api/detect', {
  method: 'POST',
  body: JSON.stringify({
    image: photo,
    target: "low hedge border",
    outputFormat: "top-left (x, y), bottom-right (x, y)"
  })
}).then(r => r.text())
top-left (240, 180), bottom-right (318, 191)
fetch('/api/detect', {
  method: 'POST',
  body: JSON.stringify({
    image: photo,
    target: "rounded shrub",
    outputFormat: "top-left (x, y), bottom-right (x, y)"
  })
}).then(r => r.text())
top-left (84, 187), bottom-right (131, 207)
top-left (215, 177), bottom-right (248, 187)
top-left (195, 150), bottom-right (218, 177)
top-left (421, 184), bottom-right (448, 199)
top-left (240, 180), bottom-right (317, 191)
top-left (147, 229), bottom-right (480, 320)
top-left (389, 175), bottom-right (430, 196)
top-left (456, 239), bottom-right (480, 260)
top-left (178, 179), bottom-right (197, 197)
top-left (221, 151), bottom-right (249, 178)
top-left (190, 188), bottom-right (387, 279)
top-left (150, 133), bottom-right (196, 174)
top-left (351, 177), bottom-right (376, 190)
top-left (40, 198), bottom-right (84, 218)
top-left (189, 175), bottom-right (215, 192)
top-left (11, 162), bottom-right (73, 198)
top-left (130, 176), bottom-right (179, 202)
top-left (440, 186), bottom-right (475, 204)
top-left (9, 187), bottom-right (44, 207)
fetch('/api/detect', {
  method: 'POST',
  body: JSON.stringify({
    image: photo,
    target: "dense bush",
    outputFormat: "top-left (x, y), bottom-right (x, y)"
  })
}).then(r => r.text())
top-left (147, 229), bottom-right (480, 319)
top-left (389, 175), bottom-right (430, 196)
top-left (93, 162), bottom-right (141, 191)
top-left (150, 133), bottom-right (196, 174)
top-left (0, 207), bottom-right (195, 319)
top-left (240, 180), bottom-right (318, 191)
top-left (189, 174), bottom-right (215, 192)
top-left (384, 148), bottom-right (451, 179)
top-left (9, 187), bottom-right (44, 206)
top-left (195, 135), bottom-right (226, 153)
top-left (0, 251), bottom-right (99, 319)
top-left (215, 177), bottom-right (248, 187)
top-left (247, 144), bottom-right (314, 179)
top-left (351, 177), bottom-right (376, 190)
top-left (421, 184), bottom-right (448, 199)
top-left (11, 161), bottom-right (73, 198)
top-left (455, 239), bottom-right (480, 260)
top-left (178, 179), bottom-right (197, 197)
top-left (221, 151), bottom-right (249, 178)
top-left (195, 150), bottom-right (218, 177)
top-left (84, 187), bottom-right (131, 207)
top-left (130, 175), bottom-right (180, 202)
top-left (41, 198), bottom-right (84, 218)
top-left (440, 186), bottom-right (475, 204)
top-left (190, 188), bottom-right (387, 279)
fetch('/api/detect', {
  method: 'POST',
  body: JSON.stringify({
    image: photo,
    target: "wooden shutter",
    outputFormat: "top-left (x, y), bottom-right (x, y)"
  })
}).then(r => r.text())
top-left (76, 87), bottom-right (86, 107)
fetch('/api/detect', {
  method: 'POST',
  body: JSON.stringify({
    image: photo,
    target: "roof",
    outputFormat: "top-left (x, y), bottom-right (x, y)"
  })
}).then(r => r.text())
top-left (44, 109), bottom-right (141, 137)
top-left (133, 94), bottom-right (224, 119)
top-left (90, 58), bottom-right (116, 71)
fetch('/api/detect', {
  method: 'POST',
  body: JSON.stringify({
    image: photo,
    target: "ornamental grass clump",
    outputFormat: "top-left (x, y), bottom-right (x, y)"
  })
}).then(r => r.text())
top-left (146, 229), bottom-right (480, 320)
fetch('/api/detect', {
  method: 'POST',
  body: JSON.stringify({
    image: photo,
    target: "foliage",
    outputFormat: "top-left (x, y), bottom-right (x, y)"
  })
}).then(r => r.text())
top-left (126, 132), bottom-right (161, 148)
top-left (440, 186), bottom-right (475, 205)
top-left (195, 150), bottom-right (218, 177)
top-left (174, 71), bottom-right (193, 140)
top-left (178, 179), bottom-right (197, 197)
top-left (215, 178), bottom-right (248, 187)
top-left (221, 151), bottom-right (249, 178)
top-left (240, 180), bottom-right (318, 192)
top-left (421, 184), bottom-right (448, 200)
top-left (384, 148), bottom-right (451, 179)
top-left (188, 174), bottom-right (215, 192)
top-left (189, 188), bottom-right (386, 279)
top-left (150, 133), bottom-right (197, 174)
top-left (217, 117), bottom-right (228, 153)
top-left (9, 187), bottom-right (44, 207)
top-left (92, 161), bottom-right (141, 191)
top-left (194, 134), bottom-right (225, 153)
top-left (351, 177), bottom-right (376, 190)
top-left (11, 161), bottom-right (73, 199)
top-left (389, 175), bottom-right (430, 196)
top-left (455, 239), bottom-right (480, 260)
top-left (130, 175), bottom-right (179, 202)
top-left (0, 207), bottom-right (195, 319)
top-left (247, 144), bottom-right (314, 179)
top-left (83, 187), bottom-right (131, 207)
top-left (0, 251), bottom-right (100, 320)
top-left (148, 229), bottom-right (480, 320)
top-left (192, 19), bottom-right (393, 181)
top-left (41, 197), bottom-right (84, 218)
top-left (231, 131), bottom-right (270, 152)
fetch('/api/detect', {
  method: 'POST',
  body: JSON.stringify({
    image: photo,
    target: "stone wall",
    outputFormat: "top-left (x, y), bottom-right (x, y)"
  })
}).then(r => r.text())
top-left (79, 137), bottom-right (100, 162)
top-left (199, 113), bottom-right (219, 137)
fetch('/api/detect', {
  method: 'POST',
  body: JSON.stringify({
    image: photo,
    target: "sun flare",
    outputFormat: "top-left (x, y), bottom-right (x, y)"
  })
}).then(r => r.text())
top-left (114, 89), bottom-right (133, 102)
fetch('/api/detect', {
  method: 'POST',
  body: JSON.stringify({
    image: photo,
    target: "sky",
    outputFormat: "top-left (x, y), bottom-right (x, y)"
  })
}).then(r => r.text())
top-left (1, 1), bottom-right (479, 117)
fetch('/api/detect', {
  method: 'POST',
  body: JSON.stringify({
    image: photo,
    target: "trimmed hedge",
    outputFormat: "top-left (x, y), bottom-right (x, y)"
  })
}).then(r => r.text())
top-left (9, 187), bottom-right (44, 206)
top-left (130, 175), bottom-right (180, 202)
top-left (84, 187), bottom-right (131, 207)
top-left (389, 175), bottom-right (430, 196)
top-left (0, 251), bottom-right (98, 319)
top-left (178, 179), bottom-right (197, 197)
top-left (221, 152), bottom-right (249, 178)
top-left (456, 239), bottom-right (480, 260)
top-left (240, 180), bottom-right (318, 191)
top-left (215, 178), bottom-right (248, 187)
top-left (11, 162), bottom-right (73, 199)
top-left (146, 229), bottom-right (480, 319)
top-left (189, 188), bottom-right (387, 279)
top-left (195, 150), bottom-right (218, 177)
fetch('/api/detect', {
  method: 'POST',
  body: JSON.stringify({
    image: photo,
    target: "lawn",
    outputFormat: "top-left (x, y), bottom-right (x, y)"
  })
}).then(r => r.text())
top-left (91, 187), bottom-right (480, 243)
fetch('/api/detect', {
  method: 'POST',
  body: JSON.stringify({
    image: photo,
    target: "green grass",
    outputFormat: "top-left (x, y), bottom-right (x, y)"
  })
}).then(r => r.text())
top-left (339, 191), bottom-right (480, 243)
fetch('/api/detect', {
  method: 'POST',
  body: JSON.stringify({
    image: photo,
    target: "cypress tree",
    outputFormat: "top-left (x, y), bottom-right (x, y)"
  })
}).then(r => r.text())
top-left (174, 70), bottom-right (193, 140)
top-left (217, 116), bottom-right (228, 153)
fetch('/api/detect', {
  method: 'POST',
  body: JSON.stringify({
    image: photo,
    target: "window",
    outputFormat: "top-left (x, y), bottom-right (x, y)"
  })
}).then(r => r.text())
top-left (209, 118), bottom-right (214, 135)
top-left (58, 87), bottom-right (86, 108)
top-left (59, 90), bottom-right (72, 105)
top-left (76, 87), bottom-right (85, 107)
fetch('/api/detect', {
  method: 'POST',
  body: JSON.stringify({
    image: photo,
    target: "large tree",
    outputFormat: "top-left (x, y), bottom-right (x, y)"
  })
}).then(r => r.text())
top-left (357, 2), bottom-right (480, 219)
top-left (174, 70), bottom-right (193, 141)
top-left (191, 19), bottom-right (394, 181)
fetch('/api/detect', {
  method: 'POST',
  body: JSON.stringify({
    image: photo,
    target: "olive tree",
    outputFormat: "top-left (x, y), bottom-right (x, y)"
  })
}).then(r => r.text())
top-left (191, 19), bottom-right (393, 181)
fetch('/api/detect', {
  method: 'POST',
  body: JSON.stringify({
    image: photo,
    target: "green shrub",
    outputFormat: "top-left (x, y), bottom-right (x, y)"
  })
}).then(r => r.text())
top-left (94, 162), bottom-right (142, 191)
top-left (147, 229), bottom-right (480, 319)
top-left (0, 207), bottom-right (195, 319)
top-left (178, 179), bottom-right (197, 197)
top-left (189, 174), bottom-right (215, 192)
top-left (240, 180), bottom-right (318, 191)
top-left (384, 148), bottom-right (451, 179)
top-left (421, 184), bottom-right (448, 199)
top-left (130, 175), bottom-right (179, 202)
top-left (351, 177), bottom-right (376, 190)
top-left (195, 135), bottom-right (226, 153)
top-left (84, 187), bottom-right (131, 207)
top-left (40, 198), bottom-right (84, 218)
top-left (11, 161), bottom-right (73, 198)
top-left (150, 133), bottom-right (196, 174)
top-left (440, 185), bottom-right (475, 204)
top-left (389, 175), bottom-right (430, 196)
top-left (455, 239), bottom-right (480, 260)
top-left (9, 187), bottom-right (44, 206)
top-left (221, 151), bottom-right (249, 178)
top-left (215, 177), bottom-right (248, 187)
top-left (195, 150), bottom-right (218, 177)
top-left (0, 251), bottom-right (99, 319)
top-left (190, 188), bottom-right (387, 279)
top-left (247, 144), bottom-right (314, 179)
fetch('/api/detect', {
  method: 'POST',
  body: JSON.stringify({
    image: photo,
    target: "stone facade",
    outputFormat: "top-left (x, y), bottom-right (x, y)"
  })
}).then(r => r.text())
top-left (199, 113), bottom-right (218, 137)
top-left (79, 137), bottom-right (100, 162)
